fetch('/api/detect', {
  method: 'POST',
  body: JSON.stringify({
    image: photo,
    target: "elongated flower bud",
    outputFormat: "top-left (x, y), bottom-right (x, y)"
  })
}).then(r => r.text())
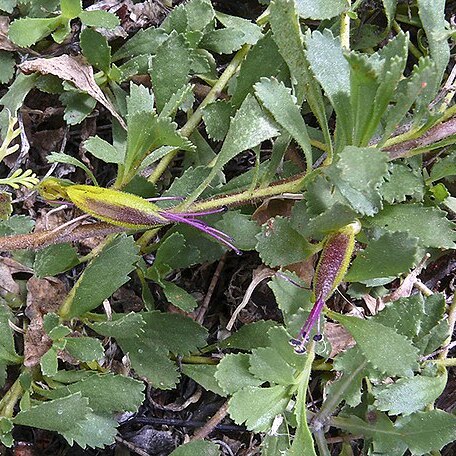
top-left (291, 221), bottom-right (361, 353)
top-left (37, 179), bottom-right (240, 253)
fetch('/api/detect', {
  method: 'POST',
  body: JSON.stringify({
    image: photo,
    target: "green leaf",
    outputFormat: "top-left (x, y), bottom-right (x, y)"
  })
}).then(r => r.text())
top-left (328, 146), bottom-right (388, 216)
top-left (202, 100), bottom-right (233, 141)
top-left (60, 235), bottom-right (139, 319)
top-left (59, 91), bottom-right (97, 126)
top-left (380, 163), bottom-right (424, 203)
top-left (201, 12), bottom-right (262, 54)
top-left (161, 281), bottom-right (198, 312)
top-left (230, 31), bottom-right (287, 109)
top-left (269, 0), bottom-right (330, 146)
top-left (0, 51), bottom-right (15, 84)
top-left (123, 111), bottom-right (193, 182)
top-left (256, 216), bottom-right (319, 267)
top-left (14, 393), bottom-right (91, 438)
top-left (40, 346), bottom-right (58, 376)
top-left (254, 78), bottom-right (312, 169)
top-left (63, 412), bottom-right (117, 449)
top-left (0, 0), bottom-right (17, 13)
top-left (369, 203), bottom-right (456, 249)
top-left (269, 273), bottom-right (312, 325)
top-left (150, 31), bottom-right (192, 112)
top-left (417, 0), bottom-right (450, 89)
top-left (93, 312), bottom-right (207, 389)
top-left (8, 17), bottom-right (61, 47)
top-left (380, 57), bottom-right (435, 144)
top-left (214, 210), bottom-right (260, 251)
top-left (60, 0), bottom-right (82, 18)
top-left (34, 244), bottom-right (79, 278)
top-left (215, 353), bottom-right (263, 395)
top-left (80, 28), bottom-right (111, 74)
top-left (149, 232), bottom-right (188, 275)
top-left (112, 27), bottom-right (168, 61)
top-left (159, 83), bottom-right (194, 119)
top-left (40, 373), bottom-right (145, 414)
top-left (184, 0), bottom-right (215, 32)
top-left (374, 369), bottom-right (447, 416)
top-left (181, 364), bottom-right (226, 396)
top-left (0, 303), bottom-right (21, 364)
top-left (228, 385), bottom-right (290, 431)
top-left (170, 440), bottom-right (220, 456)
top-left (126, 81), bottom-right (155, 115)
top-left (295, 0), bottom-right (347, 19)
top-left (345, 232), bottom-right (419, 283)
top-left (429, 151), bottom-right (456, 183)
top-left (305, 30), bottom-right (352, 149)
top-left (0, 215), bottom-right (34, 236)
top-left (249, 347), bottom-right (295, 385)
top-left (84, 136), bottom-right (124, 164)
top-left (78, 10), bottom-right (120, 29)
top-left (328, 311), bottom-right (420, 377)
top-left (218, 320), bottom-right (278, 351)
top-left (382, 0), bottom-right (397, 26)
top-left (64, 337), bottom-right (104, 362)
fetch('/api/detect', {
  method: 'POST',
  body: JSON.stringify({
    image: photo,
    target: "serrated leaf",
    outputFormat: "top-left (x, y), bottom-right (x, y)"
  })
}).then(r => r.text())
top-left (80, 28), bottom-right (111, 74)
top-left (256, 216), bottom-right (319, 267)
top-left (159, 83), bottom-right (194, 119)
top-left (254, 78), bottom-right (312, 169)
top-left (90, 312), bottom-right (145, 338)
top-left (170, 440), bottom-right (220, 456)
top-left (329, 312), bottom-right (420, 377)
top-left (161, 281), bottom-right (198, 312)
top-left (202, 100), bottom-right (233, 141)
top-left (150, 31), bottom-right (192, 112)
top-left (127, 82), bottom-right (155, 115)
top-left (305, 30), bottom-right (352, 148)
top-left (63, 412), bottom-right (117, 449)
top-left (184, 0), bottom-right (215, 31)
top-left (123, 111), bottom-right (193, 182)
top-left (230, 31), bottom-right (287, 109)
top-left (40, 346), bottom-right (58, 376)
top-left (41, 373), bottom-right (144, 414)
top-left (269, 0), bottom-right (330, 146)
top-left (84, 136), bottom-right (125, 164)
top-left (60, 0), bottom-right (82, 18)
top-left (8, 17), bottom-right (61, 47)
top-left (214, 211), bottom-right (260, 251)
top-left (269, 273), bottom-right (312, 326)
top-left (181, 364), bottom-right (226, 396)
top-left (369, 203), bottom-right (456, 249)
top-left (417, 0), bottom-right (450, 90)
top-left (78, 10), bottom-right (120, 29)
top-left (0, 51), bottom-right (15, 84)
top-left (60, 235), bottom-right (139, 319)
top-left (213, 94), bottom-right (279, 170)
top-left (215, 353), bottom-right (263, 395)
top-left (112, 27), bottom-right (168, 61)
top-left (0, 303), bottom-right (21, 364)
top-left (295, 0), bottom-right (347, 19)
top-left (218, 320), bottom-right (278, 351)
top-left (64, 337), bottom-right (104, 362)
top-left (380, 163), bottom-right (424, 203)
top-left (381, 57), bottom-right (435, 143)
top-left (374, 369), bottom-right (447, 416)
top-left (228, 385), bottom-right (290, 432)
top-left (249, 347), bottom-right (296, 385)
top-left (201, 12), bottom-right (262, 54)
top-left (34, 244), bottom-right (79, 278)
top-left (59, 91), bottom-right (97, 126)
top-left (346, 232), bottom-right (419, 283)
top-left (14, 393), bottom-right (90, 437)
top-left (327, 347), bottom-right (371, 408)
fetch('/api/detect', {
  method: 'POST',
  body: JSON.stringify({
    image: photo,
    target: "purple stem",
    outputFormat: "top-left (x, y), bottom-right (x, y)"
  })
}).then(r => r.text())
top-left (290, 294), bottom-right (325, 353)
top-left (160, 211), bottom-right (241, 255)
top-left (170, 207), bottom-right (228, 217)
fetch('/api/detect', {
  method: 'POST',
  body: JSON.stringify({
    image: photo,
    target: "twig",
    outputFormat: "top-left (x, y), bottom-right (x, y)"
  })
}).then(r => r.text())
top-left (439, 293), bottom-right (456, 360)
top-left (115, 436), bottom-right (150, 456)
top-left (196, 255), bottom-right (226, 324)
top-left (190, 400), bottom-right (229, 441)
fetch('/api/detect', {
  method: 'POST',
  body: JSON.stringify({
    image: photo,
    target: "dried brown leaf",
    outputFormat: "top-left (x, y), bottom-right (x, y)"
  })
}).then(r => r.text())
top-left (23, 277), bottom-right (66, 367)
top-left (19, 55), bottom-right (126, 128)
top-left (0, 16), bottom-right (19, 51)
top-left (324, 322), bottom-right (355, 358)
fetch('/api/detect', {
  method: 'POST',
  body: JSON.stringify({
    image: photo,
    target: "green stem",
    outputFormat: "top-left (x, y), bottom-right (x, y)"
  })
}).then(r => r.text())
top-left (314, 429), bottom-right (331, 456)
top-left (148, 44), bottom-right (251, 185)
top-left (340, 11), bottom-right (350, 50)
top-left (179, 355), bottom-right (218, 365)
top-left (0, 377), bottom-right (23, 418)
